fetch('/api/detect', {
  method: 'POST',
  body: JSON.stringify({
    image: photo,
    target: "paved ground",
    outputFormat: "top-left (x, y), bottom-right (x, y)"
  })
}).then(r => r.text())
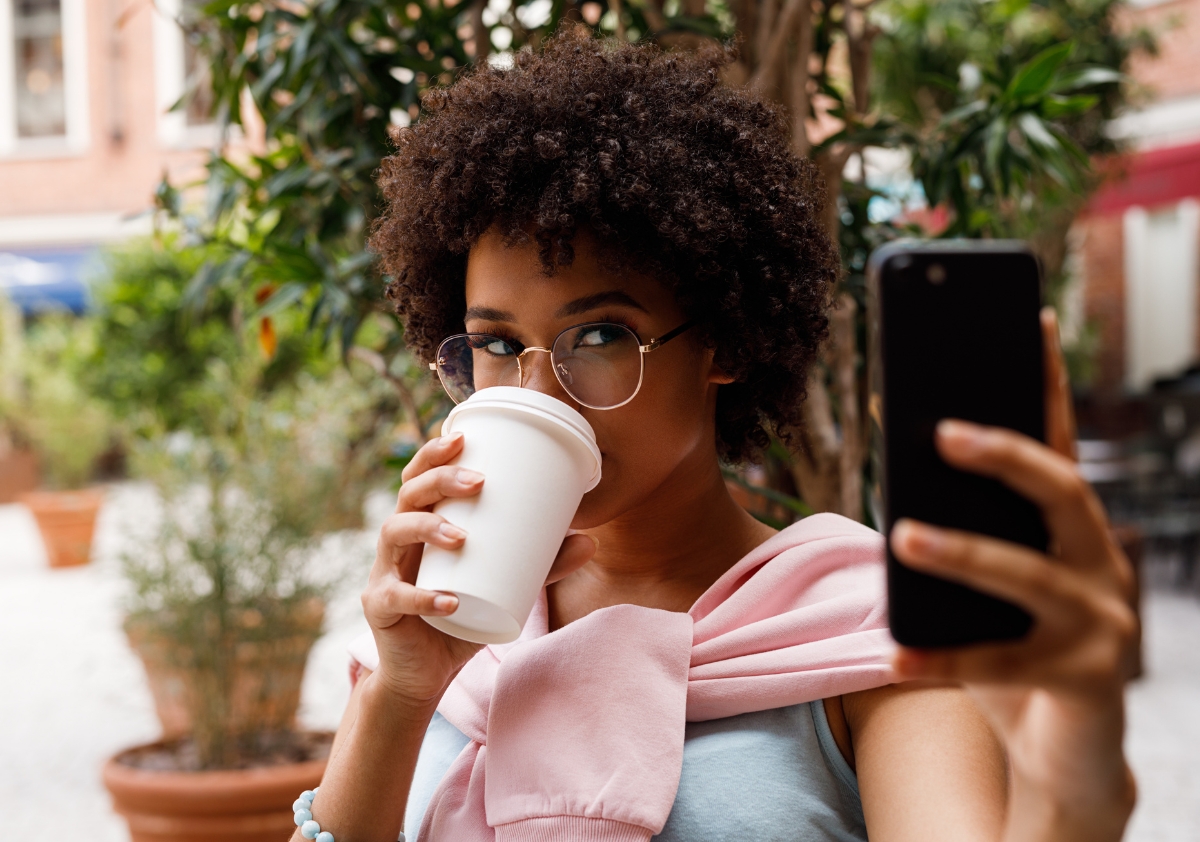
top-left (2, 483), bottom-right (1197, 841)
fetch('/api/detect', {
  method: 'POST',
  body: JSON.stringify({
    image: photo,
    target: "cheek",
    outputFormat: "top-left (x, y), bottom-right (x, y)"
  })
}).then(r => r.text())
top-left (570, 361), bottom-right (711, 527)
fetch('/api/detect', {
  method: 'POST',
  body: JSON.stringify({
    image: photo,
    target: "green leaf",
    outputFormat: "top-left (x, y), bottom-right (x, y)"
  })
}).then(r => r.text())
top-left (984, 117), bottom-right (1006, 190)
top-left (385, 443), bottom-right (419, 489)
top-left (287, 21), bottom-right (317, 82)
top-left (1050, 66), bottom-right (1122, 93)
top-left (721, 468), bottom-right (814, 517)
top-left (250, 59), bottom-right (287, 104)
top-left (253, 282), bottom-right (309, 318)
top-left (937, 99), bottom-right (988, 130)
top-left (182, 261), bottom-right (221, 314)
top-left (915, 71), bottom-right (959, 94)
top-left (336, 251), bottom-right (377, 278)
top-left (1006, 42), bottom-right (1073, 100)
top-left (1040, 93), bottom-right (1099, 118)
top-left (1018, 112), bottom-right (1060, 150)
top-left (254, 208), bottom-right (282, 237)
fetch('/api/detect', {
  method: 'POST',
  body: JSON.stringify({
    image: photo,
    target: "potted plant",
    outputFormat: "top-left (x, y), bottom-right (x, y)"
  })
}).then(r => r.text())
top-left (5, 312), bottom-right (113, 567)
top-left (101, 361), bottom-right (383, 842)
top-left (0, 293), bottom-right (39, 502)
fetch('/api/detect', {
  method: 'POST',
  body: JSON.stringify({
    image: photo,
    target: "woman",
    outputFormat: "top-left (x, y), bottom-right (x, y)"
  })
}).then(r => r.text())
top-left (296, 28), bottom-right (1137, 842)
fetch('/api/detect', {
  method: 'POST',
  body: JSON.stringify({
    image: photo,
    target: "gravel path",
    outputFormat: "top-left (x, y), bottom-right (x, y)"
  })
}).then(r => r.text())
top-left (2, 484), bottom-right (1196, 841)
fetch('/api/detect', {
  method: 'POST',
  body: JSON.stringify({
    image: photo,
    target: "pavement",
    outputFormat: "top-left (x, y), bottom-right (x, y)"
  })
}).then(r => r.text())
top-left (1, 483), bottom-right (1197, 841)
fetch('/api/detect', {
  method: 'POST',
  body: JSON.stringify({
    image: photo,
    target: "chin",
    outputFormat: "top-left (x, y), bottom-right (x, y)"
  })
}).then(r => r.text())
top-left (570, 492), bottom-right (615, 530)
top-left (570, 469), bottom-right (626, 530)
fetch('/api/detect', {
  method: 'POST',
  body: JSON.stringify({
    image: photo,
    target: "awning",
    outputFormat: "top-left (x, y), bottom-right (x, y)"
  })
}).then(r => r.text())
top-left (0, 247), bottom-right (96, 315)
top-left (1086, 140), bottom-right (1200, 217)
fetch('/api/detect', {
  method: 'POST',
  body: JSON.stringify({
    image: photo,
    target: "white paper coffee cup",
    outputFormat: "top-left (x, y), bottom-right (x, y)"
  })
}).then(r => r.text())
top-left (416, 387), bottom-right (602, 644)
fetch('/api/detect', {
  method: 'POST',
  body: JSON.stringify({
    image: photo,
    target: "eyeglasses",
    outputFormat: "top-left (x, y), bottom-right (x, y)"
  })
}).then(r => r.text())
top-left (429, 320), bottom-right (695, 410)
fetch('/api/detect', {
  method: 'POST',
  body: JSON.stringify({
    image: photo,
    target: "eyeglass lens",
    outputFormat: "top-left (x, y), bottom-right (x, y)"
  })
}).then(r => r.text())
top-left (552, 323), bottom-right (642, 408)
top-left (434, 334), bottom-right (520, 404)
top-left (433, 322), bottom-right (644, 409)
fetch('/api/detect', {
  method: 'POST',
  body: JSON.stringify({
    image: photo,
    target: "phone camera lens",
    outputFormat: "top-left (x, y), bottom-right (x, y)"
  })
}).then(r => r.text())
top-left (926, 264), bottom-right (946, 285)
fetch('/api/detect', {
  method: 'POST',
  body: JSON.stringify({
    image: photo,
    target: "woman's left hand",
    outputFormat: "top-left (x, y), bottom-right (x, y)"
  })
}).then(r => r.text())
top-left (889, 309), bottom-right (1139, 842)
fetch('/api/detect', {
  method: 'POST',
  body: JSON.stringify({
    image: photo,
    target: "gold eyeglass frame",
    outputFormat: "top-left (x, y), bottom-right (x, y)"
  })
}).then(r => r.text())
top-left (429, 319), bottom-right (696, 410)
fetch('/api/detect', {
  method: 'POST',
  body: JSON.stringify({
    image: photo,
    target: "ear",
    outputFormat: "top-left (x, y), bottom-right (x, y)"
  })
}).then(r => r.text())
top-left (706, 356), bottom-right (736, 385)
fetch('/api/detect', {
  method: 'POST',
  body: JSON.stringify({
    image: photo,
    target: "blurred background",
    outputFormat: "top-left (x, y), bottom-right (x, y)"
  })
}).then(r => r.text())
top-left (0, 0), bottom-right (1197, 839)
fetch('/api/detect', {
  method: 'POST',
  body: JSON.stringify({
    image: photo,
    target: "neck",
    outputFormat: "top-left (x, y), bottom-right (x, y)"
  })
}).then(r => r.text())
top-left (548, 449), bottom-right (775, 630)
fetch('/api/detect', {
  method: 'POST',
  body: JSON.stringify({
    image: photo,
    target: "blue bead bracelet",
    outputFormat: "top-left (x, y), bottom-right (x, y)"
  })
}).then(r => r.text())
top-left (294, 788), bottom-right (406, 842)
top-left (293, 788), bottom-right (334, 842)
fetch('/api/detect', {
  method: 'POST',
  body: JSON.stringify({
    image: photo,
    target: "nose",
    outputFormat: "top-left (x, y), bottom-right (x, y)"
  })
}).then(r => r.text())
top-left (520, 349), bottom-right (577, 407)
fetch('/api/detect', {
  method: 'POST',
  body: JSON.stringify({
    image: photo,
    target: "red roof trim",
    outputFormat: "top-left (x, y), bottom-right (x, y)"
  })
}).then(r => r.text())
top-left (1085, 140), bottom-right (1200, 216)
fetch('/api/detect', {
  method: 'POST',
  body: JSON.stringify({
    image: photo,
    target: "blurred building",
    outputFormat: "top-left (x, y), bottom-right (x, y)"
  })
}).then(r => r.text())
top-left (1076, 0), bottom-right (1200, 399)
top-left (0, 0), bottom-right (213, 312)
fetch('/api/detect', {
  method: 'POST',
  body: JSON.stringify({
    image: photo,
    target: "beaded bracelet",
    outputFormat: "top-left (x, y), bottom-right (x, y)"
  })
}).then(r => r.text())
top-left (293, 788), bottom-right (406, 842)
top-left (293, 788), bottom-right (332, 842)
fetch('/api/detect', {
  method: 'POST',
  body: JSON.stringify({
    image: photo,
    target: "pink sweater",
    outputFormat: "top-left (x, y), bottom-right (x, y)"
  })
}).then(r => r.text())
top-left (347, 513), bottom-right (896, 842)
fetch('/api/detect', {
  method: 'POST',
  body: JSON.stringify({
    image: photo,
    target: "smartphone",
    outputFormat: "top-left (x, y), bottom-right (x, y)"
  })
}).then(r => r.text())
top-left (868, 240), bottom-right (1048, 648)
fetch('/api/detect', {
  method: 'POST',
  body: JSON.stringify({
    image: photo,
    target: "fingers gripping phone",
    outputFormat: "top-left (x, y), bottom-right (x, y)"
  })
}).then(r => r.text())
top-left (868, 241), bottom-right (1049, 648)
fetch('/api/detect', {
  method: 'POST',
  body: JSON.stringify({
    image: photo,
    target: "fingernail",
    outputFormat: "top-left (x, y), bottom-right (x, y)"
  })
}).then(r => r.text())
top-left (442, 432), bottom-right (464, 445)
top-left (937, 419), bottom-right (985, 453)
top-left (456, 468), bottom-right (484, 485)
top-left (439, 522), bottom-right (467, 540)
top-left (894, 519), bottom-right (944, 557)
top-left (433, 594), bottom-right (458, 612)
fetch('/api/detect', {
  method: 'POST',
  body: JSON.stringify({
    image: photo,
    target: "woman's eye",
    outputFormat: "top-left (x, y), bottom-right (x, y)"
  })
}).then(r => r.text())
top-left (467, 336), bottom-right (515, 355)
top-left (577, 326), bottom-right (623, 348)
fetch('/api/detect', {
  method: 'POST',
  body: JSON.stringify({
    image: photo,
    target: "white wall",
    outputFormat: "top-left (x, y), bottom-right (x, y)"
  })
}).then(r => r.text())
top-left (1124, 199), bottom-right (1200, 390)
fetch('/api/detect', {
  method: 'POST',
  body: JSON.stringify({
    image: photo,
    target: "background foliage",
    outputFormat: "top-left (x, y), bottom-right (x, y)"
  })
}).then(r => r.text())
top-left (161, 0), bottom-right (1146, 522)
top-left (85, 236), bottom-right (350, 436)
top-left (0, 312), bottom-right (114, 489)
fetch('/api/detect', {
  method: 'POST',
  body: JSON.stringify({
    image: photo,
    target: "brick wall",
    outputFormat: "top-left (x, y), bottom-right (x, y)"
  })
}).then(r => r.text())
top-left (1123, 0), bottom-right (1200, 103)
top-left (1075, 0), bottom-right (1200, 397)
top-left (1078, 213), bottom-right (1127, 395)
top-left (0, 0), bottom-right (206, 219)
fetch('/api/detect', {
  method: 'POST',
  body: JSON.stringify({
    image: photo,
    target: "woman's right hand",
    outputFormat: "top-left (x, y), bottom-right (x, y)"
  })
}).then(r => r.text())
top-left (360, 431), bottom-right (597, 708)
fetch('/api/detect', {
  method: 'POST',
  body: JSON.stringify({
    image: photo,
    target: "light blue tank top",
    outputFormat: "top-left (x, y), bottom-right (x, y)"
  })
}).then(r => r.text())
top-left (404, 700), bottom-right (867, 841)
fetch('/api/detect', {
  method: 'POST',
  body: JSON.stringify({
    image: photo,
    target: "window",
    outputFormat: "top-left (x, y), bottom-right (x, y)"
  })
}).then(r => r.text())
top-left (153, 0), bottom-right (217, 148)
top-left (178, 5), bottom-right (214, 128)
top-left (14, 0), bottom-right (64, 137)
top-left (0, 0), bottom-right (87, 155)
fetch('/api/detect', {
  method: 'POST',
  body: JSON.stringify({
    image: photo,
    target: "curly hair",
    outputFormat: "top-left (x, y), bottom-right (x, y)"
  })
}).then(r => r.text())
top-left (370, 26), bottom-right (838, 464)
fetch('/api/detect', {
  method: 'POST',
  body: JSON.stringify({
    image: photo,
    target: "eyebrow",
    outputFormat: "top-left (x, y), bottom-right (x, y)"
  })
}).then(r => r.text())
top-left (463, 291), bottom-right (649, 324)
top-left (462, 305), bottom-right (514, 322)
top-left (556, 291), bottom-right (649, 318)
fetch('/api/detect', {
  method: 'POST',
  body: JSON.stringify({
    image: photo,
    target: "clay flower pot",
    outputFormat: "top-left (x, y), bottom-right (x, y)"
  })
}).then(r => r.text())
top-left (0, 447), bottom-right (39, 503)
top-left (124, 601), bottom-right (325, 740)
top-left (103, 739), bottom-right (328, 842)
top-left (20, 488), bottom-right (104, 568)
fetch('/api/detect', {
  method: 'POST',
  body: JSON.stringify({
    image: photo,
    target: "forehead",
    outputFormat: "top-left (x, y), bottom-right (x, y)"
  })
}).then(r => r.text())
top-left (464, 228), bottom-right (678, 317)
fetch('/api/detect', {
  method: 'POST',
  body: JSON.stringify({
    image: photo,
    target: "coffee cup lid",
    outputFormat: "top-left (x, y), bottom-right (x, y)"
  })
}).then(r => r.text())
top-left (441, 387), bottom-right (602, 489)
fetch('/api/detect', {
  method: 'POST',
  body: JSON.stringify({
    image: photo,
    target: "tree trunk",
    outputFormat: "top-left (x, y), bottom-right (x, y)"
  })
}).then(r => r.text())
top-left (471, 0), bottom-right (490, 63)
top-left (699, 0), bottom-right (877, 520)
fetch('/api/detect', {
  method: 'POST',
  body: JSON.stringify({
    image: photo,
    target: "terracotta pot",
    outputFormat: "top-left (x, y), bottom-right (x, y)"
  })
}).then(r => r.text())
top-left (125, 601), bottom-right (325, 740)
top-left (0, 447), bottom-right (39, 503)
top-left (102, 740), bottom-right (328, 842)
top-left (20, 488), bottom-right (104, 568)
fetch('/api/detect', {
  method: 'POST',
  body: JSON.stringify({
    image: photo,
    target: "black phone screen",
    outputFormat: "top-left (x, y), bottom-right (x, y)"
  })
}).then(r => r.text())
top-left (869, 242), bottom-right (1048, 647)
